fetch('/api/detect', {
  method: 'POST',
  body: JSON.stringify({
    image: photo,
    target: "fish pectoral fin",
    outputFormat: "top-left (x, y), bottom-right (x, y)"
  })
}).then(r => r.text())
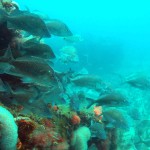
top-left (86, 98), bottom-right (95, 109)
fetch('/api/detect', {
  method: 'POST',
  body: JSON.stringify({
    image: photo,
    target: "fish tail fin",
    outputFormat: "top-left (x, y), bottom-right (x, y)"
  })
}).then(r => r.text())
top-left (86, 98), bottom-right (94, 109)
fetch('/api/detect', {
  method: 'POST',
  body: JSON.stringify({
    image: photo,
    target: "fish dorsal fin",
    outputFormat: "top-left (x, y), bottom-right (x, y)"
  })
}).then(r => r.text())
top-left (86, 98), bottom-right (95, 109)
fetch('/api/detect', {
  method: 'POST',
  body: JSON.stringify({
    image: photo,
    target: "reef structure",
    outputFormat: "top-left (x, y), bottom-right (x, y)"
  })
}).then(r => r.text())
top-left (0, 106), bottom-right (18, 150)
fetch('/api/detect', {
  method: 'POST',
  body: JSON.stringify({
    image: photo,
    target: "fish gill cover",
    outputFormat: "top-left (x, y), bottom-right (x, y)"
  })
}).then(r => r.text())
top-left (0, 0), bottom-right (150, 150)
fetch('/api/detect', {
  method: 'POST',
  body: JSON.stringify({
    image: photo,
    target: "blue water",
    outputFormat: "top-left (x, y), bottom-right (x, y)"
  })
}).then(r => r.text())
top-left (15, 0), bottom-right (150, 76)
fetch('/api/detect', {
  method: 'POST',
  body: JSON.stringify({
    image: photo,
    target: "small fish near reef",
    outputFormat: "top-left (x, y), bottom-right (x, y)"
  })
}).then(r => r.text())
top-left (20, 38), bottom-right (56, 59)
top-left (63, 34), bottom-right (84, 43)
top-left (0, 8), bottom-right (51, 37)
top-left (71, 74), bottom-right (103, 89)
top-left (1, 48), bottom-right (57, 87)
top-left (4, 82), bottom-right (39, 103)
top-left (46, 19), bottom-right (73, 37)
top-left (86, 92), bottom-right (129, 108)
top-left (124, 73), bottom-right (150, 90)
top-left (102, 108), bottom-right (131, 129)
